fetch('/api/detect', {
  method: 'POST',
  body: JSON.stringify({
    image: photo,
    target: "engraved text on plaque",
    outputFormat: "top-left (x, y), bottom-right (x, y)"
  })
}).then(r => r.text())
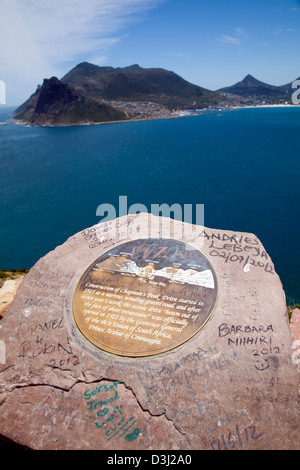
top-left (72, 239), bottom-right (218, 357)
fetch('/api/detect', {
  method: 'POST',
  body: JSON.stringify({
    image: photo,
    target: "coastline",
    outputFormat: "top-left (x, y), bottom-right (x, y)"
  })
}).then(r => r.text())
top-left (11, 103), bottom-right (300, 128)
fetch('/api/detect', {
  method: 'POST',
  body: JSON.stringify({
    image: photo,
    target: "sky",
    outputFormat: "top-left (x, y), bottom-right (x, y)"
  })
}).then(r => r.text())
top-left (0, 0), bottom-right (300, 105)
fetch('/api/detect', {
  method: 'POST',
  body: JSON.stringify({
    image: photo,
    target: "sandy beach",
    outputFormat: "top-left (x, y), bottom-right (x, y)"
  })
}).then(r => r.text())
top-left (233, 104), bottom-right (298, 109)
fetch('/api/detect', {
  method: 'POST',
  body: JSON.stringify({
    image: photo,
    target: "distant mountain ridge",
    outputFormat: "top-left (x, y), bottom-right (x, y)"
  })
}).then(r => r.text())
top-left (218, 74), bottom-right (297, 104)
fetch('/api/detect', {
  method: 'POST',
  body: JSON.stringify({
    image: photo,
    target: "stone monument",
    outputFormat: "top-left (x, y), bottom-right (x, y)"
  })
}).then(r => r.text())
top-left (0, 213), bottom-right (299, 450)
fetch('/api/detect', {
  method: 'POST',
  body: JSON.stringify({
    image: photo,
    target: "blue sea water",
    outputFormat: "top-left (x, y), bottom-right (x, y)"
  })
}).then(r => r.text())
top-left (0, 105), bottom-right (299, 304)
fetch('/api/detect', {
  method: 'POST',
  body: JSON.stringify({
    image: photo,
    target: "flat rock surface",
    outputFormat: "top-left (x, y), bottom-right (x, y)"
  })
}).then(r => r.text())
top-left (0, 213), bottom-right (299, 450)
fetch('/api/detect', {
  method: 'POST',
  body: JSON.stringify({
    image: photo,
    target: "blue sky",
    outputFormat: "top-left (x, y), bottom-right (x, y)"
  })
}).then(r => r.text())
top-left (0, 0), bottom-right (300, 105)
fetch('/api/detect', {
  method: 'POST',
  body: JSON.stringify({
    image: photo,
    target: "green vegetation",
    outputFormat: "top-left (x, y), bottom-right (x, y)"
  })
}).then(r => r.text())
top-left (0, 269), bottom-right (28, 282)
top-left (61, 62), bottom-right (223, 110)
top-left (52, 97), bottom-right (126, 124)
top-left (287, 304), bottom-right (300, 321)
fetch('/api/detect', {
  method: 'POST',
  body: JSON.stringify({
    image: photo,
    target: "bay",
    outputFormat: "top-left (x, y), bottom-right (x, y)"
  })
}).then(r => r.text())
top-left (0, 105), bottom-right (299, 304)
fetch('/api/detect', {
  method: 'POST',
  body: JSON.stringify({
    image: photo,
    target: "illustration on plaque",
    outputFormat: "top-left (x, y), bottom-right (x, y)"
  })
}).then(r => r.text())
top-left (72, 238), bottom-right (218, 357)
top-left (94, 257), bottom-right (215, 289)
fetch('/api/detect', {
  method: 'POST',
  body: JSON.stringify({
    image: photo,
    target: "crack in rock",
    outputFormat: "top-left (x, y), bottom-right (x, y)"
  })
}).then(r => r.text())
top-left (4, 375), bottom-right (188, 441)
top-left (116, 378), bottom-right (188, 439)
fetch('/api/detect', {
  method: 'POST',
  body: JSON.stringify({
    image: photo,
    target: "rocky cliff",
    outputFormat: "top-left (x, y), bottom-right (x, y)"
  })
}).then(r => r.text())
top-left (14, 76), bottom-right (126, 126)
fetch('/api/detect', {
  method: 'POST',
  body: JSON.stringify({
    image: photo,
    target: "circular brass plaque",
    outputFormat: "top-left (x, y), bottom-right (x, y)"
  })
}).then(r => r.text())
top-left (72, 238), bottom-right (218, 357)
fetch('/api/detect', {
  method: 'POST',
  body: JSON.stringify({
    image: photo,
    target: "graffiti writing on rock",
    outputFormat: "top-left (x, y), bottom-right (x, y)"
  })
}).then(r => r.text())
top-left (197, 230), bottom-right (274, 274)
top-left (18, 317), bottom-right (80, 368)
top-left (218, 323), bottom-right (281, 371)
top-left (83, 381), bottom-right (141, 443)
top-left (210, 423), bottom-right (264, 450)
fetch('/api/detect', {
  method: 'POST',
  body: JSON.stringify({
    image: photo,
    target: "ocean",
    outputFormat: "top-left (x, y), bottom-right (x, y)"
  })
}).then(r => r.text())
top-left (0, 106), bottom-right (299, 305)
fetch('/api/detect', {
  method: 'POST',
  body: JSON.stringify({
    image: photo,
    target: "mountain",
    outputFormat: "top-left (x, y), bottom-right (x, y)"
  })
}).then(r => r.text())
top-left (14, 65), bottom-right (298, 127)
top-left (217, 74), bottom-right (295, 104)
top-left (60, 62), bottom-right (223, 110)
top-left (218, 74), bottom-right (281, 95)
top-left (14, 62), bottom-right (226, 126)
top-left (14, 63), bottom-right (226, 126)
top-left (14, 76), bottom-right (126, 126)
top-left (277, 76), bottom-right (300, 94)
